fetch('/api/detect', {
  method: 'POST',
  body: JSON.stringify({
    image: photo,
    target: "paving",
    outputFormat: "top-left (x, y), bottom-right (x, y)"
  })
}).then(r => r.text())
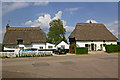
top-left (2, 52), bottom-right (118, 78)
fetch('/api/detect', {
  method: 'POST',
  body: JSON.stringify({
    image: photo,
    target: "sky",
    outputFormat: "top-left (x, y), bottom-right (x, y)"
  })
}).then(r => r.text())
top-left (1, 2), bottom-right (119, 43)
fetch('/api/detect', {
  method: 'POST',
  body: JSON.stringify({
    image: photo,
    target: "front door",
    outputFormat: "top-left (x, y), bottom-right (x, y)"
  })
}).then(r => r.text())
top-left (91, 44), bottom-right (94, 51)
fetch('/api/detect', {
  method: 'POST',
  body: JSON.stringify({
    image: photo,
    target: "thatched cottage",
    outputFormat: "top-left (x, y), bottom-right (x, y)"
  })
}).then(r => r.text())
top-left (2, 24), bottom-right (55, 51)
top-left (69, 21), bottom-right (118, 51)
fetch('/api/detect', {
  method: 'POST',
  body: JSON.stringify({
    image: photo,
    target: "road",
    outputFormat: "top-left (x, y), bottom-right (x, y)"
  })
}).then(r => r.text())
top-left (2, 52), bottom-right (118, 78)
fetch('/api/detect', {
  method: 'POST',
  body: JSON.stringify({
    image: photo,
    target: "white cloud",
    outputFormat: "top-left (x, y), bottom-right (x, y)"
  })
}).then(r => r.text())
top-left (2, 2), bottom-right (49, 15)
top-left (64, 26), bottom-right (74, 32)
top-left (65, 7), bottom-right (80, 14)
top-left (52, 11), bottom-right (62, 20)
top-left (36, 12), bottom-right (46, 16)
top-left (25, 11), bottom-right (63, 32)
top-left (25, 11), bottom-right (74, 39)
top-left (105, 20), bottom-right (118, 38)
top-left (34, 1), bottom-right (49, 6)
top-left (86, 20), bottom-right (98, 23)
top-left (68, 8), bottom-right (79, 11)
top-left (2, 2), bottom-right (29, 15)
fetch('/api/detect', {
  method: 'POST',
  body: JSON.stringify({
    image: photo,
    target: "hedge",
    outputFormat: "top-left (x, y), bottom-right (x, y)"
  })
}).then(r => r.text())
top-left (105, 45), bottom-right (120, 53)
top-left (76, 47), bottom-right (88, 54)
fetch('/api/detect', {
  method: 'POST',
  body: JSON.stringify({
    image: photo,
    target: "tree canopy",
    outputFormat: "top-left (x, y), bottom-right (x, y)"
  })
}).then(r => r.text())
top-left (47, 19), bottom-right (67, 44)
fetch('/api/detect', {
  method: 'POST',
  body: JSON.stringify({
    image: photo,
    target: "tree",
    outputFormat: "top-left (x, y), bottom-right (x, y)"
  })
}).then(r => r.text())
top-left (47, 19), bottom-right (66, 44)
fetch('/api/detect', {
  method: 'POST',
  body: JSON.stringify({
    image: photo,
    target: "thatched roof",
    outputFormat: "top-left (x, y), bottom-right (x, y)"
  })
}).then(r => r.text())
top-left (0, 43), bottom-right (2, 51)
top-left (3, 27), bottom-right (46, 45)
top-left (69, 23), bottom-right (118, 41)
top-left (55, 40), bottom-right (68, 46)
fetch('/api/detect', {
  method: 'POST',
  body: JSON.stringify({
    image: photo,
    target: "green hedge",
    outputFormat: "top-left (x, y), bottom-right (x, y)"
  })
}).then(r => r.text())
top-left (105, 45), bottom-right (120, 53)
top-left (76, 47), bottom-right (88, 54)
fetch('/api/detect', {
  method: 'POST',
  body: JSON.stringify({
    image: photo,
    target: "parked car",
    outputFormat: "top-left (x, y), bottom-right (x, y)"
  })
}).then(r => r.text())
top-left (54, 47), bottom-right (67, 54)
top-left (23, 48), bottom-right (37, 51)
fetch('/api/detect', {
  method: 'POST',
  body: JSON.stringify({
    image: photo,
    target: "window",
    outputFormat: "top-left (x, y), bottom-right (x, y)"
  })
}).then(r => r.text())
top-left (17, 40), bottom-right (23, 44)
top-left (85, 44), bottom-right (88, 47)
top-left (61, 45), bottom-right (65, 48)
top-left (39, 46), bottom-right (43, 49)
top-left (48, 46), bottom-right (53, 49)
top-left (8, 47), bottom-right (11, 48)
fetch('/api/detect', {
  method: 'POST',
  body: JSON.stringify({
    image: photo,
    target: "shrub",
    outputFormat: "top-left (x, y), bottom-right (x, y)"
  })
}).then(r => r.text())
top-left (97, 49), bottom-right (102, 51)
top-left (76, 47), bottom-right (88, 54)
top-left (71, 43), bottom-right (76, 53)
top-left (100, 44), bottom-right (103, 50)
top-left (1, 55), bottom-right (8, 58)
top-left (16, 55), bottom-right (18, 57)
top-left (45, 53), bottom-right (53, 56)
top-left (105, 45), bottom-right (120, 53)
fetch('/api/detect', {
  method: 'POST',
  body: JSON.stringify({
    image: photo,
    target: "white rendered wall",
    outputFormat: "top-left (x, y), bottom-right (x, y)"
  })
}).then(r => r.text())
top-left (76, 41), bottom-right (117, 51)
top-left (4, 45), bottom-right (17, 51)
top-left (32, 43), bottom-right (46, 49)
top-left (4, 43), bottom-right (46, 51)
top-left (46, 43), bottom-right (56, 49)
top-left (56, 41), bottom-right (69, 49)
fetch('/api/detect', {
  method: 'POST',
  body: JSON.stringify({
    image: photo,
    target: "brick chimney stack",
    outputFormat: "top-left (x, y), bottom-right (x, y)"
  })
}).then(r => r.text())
top-left (89, 20), bottom-right (92, 24)
top-left (6, 24), bottom-right (10, 31)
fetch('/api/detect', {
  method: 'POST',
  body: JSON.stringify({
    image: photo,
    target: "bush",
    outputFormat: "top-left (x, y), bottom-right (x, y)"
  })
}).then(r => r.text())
top-left (0, 55), bottom-right (8, 58)
top-left (16, 55), bottom-right (18, 57)
top-left (71, 43), bottom-right (76, 53)
top-left (45, 53), bottom-right (53, 56)
top-left (105, 45), bottom-right (120, 53)
top-left (97, 49), bottom-right (102, 51)
top-left (76, 47), bottom-right (88, 54)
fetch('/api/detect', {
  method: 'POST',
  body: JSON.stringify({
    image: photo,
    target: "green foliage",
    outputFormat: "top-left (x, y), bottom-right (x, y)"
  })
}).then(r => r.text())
top-left (71, 43), bottom-right (76, 53)
top-left (100, 44), bottom-right (103, 50)
top-left (1, 53), bottom-right (53, 58)
top-left (76, 47), bottom-right (88, 54)
top-left (97, 49), bottom-right (102, 51)
top-left (45, 54), bottom-right (53, 56)
top-left (105, 45), bottom-right (120, 53)
top-left (16, 55), bottom-right (18, 57)
top-left (47, 19), bottom-right (66, 44)
top-left (32, 54), bottom-right (36, 57)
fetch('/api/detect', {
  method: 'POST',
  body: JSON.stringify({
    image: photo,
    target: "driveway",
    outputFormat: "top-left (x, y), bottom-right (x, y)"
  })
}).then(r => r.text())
top-left (2, 52), bottom-right (118, 78)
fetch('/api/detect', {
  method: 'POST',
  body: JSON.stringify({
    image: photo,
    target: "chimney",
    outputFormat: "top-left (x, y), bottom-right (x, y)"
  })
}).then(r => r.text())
top-left (89, 20), bottom-right (92, 24)
top-left (6, 24), bottom-right (10, 31)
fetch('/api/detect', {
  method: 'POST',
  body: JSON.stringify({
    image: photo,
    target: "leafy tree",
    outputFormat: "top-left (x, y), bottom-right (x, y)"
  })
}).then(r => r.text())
top-left (47, 19), bottom-right (66, 44)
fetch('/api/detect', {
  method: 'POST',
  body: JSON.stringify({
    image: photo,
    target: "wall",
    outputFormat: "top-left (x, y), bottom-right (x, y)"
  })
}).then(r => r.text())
top-left (56, 41), bottom-right (69, 49)
top-left (32, 43), bottom-right (46, 49)
top-left (46, 43), bottom-right (56, 49)
top-left (4, 42), bottom-right (56, 51)
top-left (76, 41), bottom-right (117, 51)
top-left (4, 43), bottom-right (46, 51)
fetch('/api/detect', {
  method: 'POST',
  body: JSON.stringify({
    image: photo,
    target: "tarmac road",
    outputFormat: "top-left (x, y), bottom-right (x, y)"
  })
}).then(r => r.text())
top-left (2, 52), bottom-right (118, 78)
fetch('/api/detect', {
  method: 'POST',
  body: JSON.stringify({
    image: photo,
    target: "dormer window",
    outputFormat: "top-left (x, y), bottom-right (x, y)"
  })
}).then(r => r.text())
top-left (17, 40), bottom-right (23, 44)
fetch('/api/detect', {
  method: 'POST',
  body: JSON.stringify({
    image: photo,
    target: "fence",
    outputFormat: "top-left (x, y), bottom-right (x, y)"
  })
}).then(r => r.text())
top-left (22, 51), bottom-right (53, 55)
top-left (0, 52), bottom-right (15, 57)
top-left (0, 51), bottom-right (53, 57)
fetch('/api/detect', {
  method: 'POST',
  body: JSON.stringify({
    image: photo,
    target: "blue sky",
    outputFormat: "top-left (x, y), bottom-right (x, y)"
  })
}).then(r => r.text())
top-left (1, 2), bottom-right (119, 43)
